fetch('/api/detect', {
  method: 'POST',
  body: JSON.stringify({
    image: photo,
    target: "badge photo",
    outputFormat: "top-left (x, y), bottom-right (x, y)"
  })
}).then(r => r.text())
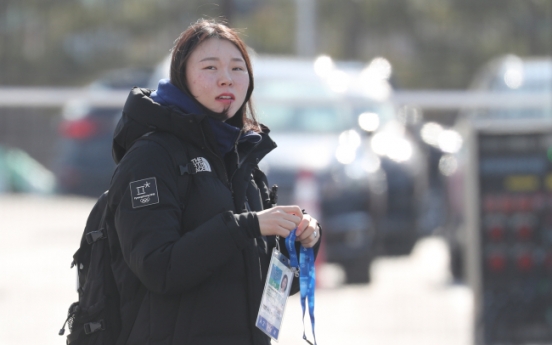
top-left (256, 249), bottom-right (294, 341)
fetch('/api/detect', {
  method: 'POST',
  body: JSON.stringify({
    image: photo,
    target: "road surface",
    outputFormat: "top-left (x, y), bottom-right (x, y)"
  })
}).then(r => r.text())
top-left (0, 195), bottom-right (473, 345)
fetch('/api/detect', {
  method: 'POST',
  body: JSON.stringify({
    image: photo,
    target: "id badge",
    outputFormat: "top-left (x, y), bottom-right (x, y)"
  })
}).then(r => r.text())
top-left (256, 248), bottom-right (294, 341)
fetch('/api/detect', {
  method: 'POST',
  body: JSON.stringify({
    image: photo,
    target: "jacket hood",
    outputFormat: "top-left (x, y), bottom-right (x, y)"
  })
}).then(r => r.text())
top-left (112, 87), bottom-right (209, 164)
top-left (112, 87), bottom-right (276, 165)
top-left (150, 79), bottom-right (262, 157)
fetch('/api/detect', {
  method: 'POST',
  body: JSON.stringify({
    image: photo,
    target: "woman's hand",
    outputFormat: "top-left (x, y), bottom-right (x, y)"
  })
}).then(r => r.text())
top-left (256, 205), bottom-right (302, 237)
top-left (294, 213), bottom-right (320, 248)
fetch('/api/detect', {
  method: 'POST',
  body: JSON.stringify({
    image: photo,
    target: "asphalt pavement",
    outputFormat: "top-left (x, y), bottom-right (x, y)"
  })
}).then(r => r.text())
top-left (0, 195), bottom-right (473, 345)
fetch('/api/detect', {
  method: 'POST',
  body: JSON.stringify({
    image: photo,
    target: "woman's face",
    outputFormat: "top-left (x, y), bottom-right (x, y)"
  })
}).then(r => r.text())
top-left (281, 276), bottom-right (288, 290)
top-left (185, 38), bottom-right (250, 120)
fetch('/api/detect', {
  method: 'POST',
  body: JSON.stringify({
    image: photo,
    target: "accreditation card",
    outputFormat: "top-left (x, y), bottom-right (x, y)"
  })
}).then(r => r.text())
top-left (256, 248), bottom-right (294, 341)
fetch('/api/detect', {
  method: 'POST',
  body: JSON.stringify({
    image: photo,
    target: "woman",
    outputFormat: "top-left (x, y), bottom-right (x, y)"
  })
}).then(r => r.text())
top-left (106, 19), bottom-right (321, 345)
top-left (279, 274), bottom-right (289, 293)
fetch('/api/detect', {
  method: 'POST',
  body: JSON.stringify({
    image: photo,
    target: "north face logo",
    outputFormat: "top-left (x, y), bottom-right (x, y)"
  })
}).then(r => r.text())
top-left (191, 157), bottom-right (211, 172)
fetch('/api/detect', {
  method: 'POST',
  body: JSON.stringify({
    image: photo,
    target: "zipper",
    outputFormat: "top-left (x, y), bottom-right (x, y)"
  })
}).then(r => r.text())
top-left (199, 123), bottom-right (263, 198)
top-left (229, 139), bottom-right (262, 189)
top-left (237, 140), bottom-right (262, 169)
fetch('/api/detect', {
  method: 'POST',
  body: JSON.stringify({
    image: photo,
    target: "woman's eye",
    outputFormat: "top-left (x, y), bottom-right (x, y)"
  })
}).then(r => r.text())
top-left (203, 66), bottom-right (216, 70)
top-left (233, 67), bottom-right (245, 71)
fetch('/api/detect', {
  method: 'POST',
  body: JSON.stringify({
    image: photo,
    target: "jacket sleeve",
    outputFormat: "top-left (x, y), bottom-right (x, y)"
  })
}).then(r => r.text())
top-left (109, 140), bottom-right (257, 295)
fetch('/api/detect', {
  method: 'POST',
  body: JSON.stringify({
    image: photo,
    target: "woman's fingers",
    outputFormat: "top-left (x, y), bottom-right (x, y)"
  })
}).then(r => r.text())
top-left (282, 214), bottom-right (302, 227)
top-left (294, 215), bottom-right (320, 248)
top-left (301, 237), bottom-right (318, 248)
top-left (256, 205), bottom-right (303, 237)
top-left (277, 218), bottom-right (299, 234)
top-left (277, 205), bottom-right (303, 217)
top-left (295, 215), bottom-right (316, 239)
top-left (294, 218), bottom-right (309, 238)
top-left (256, 206), bottom-right (320, 246)
top-left (299, 230), bottom-right (319, 248)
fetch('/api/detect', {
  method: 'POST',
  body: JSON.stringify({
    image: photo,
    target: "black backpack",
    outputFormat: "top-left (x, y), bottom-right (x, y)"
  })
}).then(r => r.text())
top-left (59, 132), bottom-right (196, 345)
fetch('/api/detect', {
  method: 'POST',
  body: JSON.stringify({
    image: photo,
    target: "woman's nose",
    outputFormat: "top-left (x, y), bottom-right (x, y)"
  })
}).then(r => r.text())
top-left (218, 70), bottom-right (233, 86)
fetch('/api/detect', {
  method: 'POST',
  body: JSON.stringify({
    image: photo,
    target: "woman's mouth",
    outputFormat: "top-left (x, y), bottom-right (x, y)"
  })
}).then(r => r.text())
top-left (216, 94), bottom-right (235, 103)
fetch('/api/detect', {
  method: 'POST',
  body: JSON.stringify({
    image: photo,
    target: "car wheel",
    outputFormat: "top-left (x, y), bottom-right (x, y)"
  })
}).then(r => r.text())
top-left (449, 244), bottom-right (465, 283)
top-left (343, 256), bottom-right (372, 284)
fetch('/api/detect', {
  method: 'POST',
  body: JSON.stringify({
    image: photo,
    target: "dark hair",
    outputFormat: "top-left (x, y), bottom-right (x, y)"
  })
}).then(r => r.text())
top-left (170, 19), bottom-right (259, 132)
top-left (280, 274), bottom-right (288, 289)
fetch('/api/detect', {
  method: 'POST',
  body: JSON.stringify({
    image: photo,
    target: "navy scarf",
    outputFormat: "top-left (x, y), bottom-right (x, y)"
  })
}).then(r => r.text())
top-left (150, 79), bottom-right (261, 156)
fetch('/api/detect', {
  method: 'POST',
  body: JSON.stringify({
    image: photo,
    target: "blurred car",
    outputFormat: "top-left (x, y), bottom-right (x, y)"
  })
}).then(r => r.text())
top-left (251, 55), bottom-right (379, 284)
top-left (54, 67), bottom-right (153, 197)
top-left (441, 55), bottom-right (552, 281)
top-left (466, 55), bottom-right (552, 120)
top-left (353, 107), bottom-right (432, 257)
top-left (255, 55), bottom-right (435, 281)
top-left (330, 56), bottom-right (437, 258)
top-left (0, 144), bottom-right (56, 194)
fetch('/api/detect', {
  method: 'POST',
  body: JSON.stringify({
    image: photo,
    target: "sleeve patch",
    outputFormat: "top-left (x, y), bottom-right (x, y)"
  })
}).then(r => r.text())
top-left (130, 177), bottom-right (160, 208)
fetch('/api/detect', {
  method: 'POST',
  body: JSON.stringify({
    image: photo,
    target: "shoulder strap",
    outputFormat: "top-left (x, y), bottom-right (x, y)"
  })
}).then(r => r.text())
top-left (84, 192), bottom-right (109, 245)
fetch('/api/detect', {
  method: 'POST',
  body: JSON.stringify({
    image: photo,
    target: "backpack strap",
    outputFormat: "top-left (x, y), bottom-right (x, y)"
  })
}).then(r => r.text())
top-left (85, 200), bottom-right (108, 244)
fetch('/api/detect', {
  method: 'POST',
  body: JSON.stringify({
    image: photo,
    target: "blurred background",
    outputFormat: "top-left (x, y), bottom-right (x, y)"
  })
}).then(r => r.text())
top-left (0, 1), bottom-right (551, 344)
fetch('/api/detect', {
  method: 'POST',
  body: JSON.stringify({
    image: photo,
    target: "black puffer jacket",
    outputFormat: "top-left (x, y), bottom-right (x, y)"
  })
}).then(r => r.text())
top-left (105, 88), bottom-right (320, 345)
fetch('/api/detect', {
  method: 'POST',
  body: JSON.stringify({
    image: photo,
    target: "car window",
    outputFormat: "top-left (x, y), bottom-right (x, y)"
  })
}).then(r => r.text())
top-left (353, 102), bottom-right (396, 127)
top-left (482, 74), bottom-right (552, 119)
top-left (479, 108), bottom-right (552, 120)
top-left (490, 76), bottom-right (552, 93)
top-left (476, 60), bottom-right (552, 120)
top-left (254, 79), bottom-right (338, 99)
top-left (89, 67), bottom-right (154, 90)
top-left (255, 78), bottom-right (354, 133)
top-left (257, 103), bottom-right (352, 134)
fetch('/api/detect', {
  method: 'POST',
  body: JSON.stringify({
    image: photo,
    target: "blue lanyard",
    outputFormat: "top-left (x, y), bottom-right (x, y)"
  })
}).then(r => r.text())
top-left (285, 229), bottom-right (317, 345)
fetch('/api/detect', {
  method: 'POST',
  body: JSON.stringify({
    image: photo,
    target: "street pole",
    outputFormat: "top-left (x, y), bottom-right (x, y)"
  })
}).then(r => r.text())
top-left (221, 0), bottom-right (234, 26)
top-left (295, 0), bottom-right (316, 57)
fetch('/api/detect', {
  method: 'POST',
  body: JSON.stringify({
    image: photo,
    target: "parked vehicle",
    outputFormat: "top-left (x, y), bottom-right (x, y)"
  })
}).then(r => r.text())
top-left (441, 55), bottom-right (552, 281)
top-left (255, 55), bottom-right (439, 280)
top-left (333, 56), bottom-right (437, 258)
top-left (0, 144), bottom-right (56, 194)
top-left (252, 56), bottom-right (379, 283)
top-left (54, 67), bottom-right (153, 197)
top-left (354, 106), bottom-right (432, 256)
